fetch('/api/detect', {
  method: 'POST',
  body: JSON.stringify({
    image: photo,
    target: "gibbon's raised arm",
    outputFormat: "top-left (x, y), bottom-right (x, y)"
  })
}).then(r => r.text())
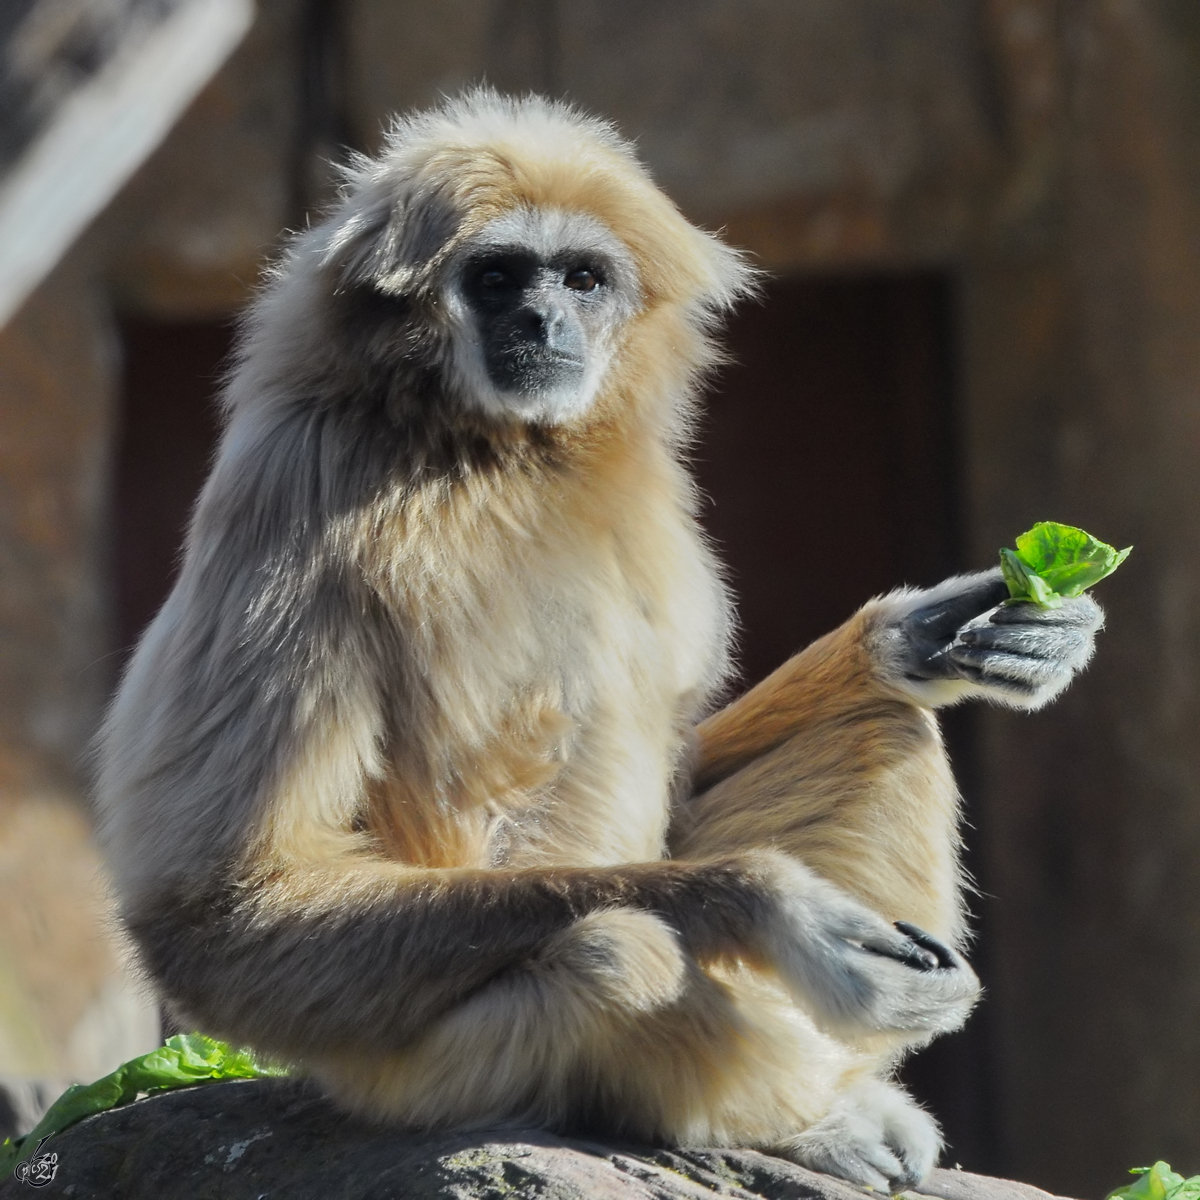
top-left (692, 571), bottom-right (1102, 796)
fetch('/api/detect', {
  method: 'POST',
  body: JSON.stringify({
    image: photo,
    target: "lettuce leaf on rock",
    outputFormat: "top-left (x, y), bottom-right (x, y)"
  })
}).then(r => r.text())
top-left (1000, 521), bottom-right (1131, 609)
top-left (0, 1033), bottom-right (286, 1179)
top-left (1108, 1162), bottom-right (1200, 1200)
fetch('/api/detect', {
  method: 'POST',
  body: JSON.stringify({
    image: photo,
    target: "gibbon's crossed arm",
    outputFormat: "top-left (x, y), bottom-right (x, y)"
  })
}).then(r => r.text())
top-left (96, 92), bottom-right (1102, 1191)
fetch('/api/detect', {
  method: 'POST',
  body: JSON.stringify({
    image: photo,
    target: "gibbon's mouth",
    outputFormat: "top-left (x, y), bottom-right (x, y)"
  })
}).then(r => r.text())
top-left (508, 346), bottom-right (584, 366)
top-left (486, 346), bottom-right (587, 396)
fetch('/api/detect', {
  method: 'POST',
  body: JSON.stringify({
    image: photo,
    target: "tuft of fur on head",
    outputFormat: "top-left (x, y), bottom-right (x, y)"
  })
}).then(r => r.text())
top-left (224, 89), bottom-right (758, 442)
top-left (330, 89), bottom-right (754, 310)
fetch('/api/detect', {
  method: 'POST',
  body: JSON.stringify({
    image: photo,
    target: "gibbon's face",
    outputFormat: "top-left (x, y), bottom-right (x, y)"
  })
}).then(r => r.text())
top-left (443, 206), bottom-right (640, 424)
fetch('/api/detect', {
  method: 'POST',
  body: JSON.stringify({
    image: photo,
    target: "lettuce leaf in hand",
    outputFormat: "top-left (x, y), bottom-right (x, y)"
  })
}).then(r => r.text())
top-left (0, 1033), bottom-right (286, 1179)
top-left (1001, 521), bottom-right (1131, 609)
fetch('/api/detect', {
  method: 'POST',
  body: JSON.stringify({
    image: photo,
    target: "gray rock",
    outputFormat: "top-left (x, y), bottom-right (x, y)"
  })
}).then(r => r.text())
top-left (0, 1079), bottom-right (1078, 1200)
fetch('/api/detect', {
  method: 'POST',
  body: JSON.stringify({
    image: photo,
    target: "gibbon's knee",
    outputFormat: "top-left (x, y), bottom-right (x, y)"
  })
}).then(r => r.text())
top-left (538, 908), bottom-right (690, 1015)
top-left (311, 908), bottom-right (724, 1131)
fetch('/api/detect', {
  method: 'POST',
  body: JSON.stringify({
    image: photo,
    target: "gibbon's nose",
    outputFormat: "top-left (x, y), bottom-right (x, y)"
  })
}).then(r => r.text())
top-left (516, 303), bottom-right (568, 348)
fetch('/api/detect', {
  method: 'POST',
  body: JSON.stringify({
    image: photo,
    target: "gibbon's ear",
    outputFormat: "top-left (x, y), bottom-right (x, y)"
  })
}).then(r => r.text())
top-left (319, 169), bottom-right (461, 297)
top-left (677, 222), bottom-right (762, 322)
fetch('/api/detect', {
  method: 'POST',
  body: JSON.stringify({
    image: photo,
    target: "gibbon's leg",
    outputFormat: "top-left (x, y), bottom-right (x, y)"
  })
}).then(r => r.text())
top-left (677, 652), bottom-right (964, 946)
top-left (674, 610), bottom-right (968, 947)
top-left (669, 571), bottom-right (1100, 1188)
top-left (672, 570), bottom-right (1103, 947)
top-left (308, 906), bottom-right (877, 1150)
top-left (303, 900), bottom-right (942, 1191)
top-left (670, 589), bottom-right (967, 1185)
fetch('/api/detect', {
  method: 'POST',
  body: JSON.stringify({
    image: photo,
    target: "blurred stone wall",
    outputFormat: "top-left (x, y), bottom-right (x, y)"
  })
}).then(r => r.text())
top-left (2, 0), bottom-right (1200, 1192)
top-left (0, 0), bottom-right (303, 1118)
top-left (0, 256), bottom-right (156, 1095)
top-left (963, 1), bottom-right (1200, 1189)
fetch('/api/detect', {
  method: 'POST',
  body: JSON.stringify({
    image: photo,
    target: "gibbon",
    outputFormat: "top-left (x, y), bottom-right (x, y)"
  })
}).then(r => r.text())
top-left (96, 91), bottom-right (1102, 1190)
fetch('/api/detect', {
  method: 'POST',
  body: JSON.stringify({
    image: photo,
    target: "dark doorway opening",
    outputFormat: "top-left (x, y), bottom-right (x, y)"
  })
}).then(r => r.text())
top-left (114, 319), bottom-right (233, 658)
top-left (693, 271), bottom-right (995, 1170)
top-left (693, 273), bottom-right (960, 681)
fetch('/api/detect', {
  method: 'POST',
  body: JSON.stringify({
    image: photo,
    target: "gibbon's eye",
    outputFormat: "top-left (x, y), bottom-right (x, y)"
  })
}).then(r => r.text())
top-left (564, 267), bottom-right (599, 292)
top-left (480, 267), bottom-right (512, 288)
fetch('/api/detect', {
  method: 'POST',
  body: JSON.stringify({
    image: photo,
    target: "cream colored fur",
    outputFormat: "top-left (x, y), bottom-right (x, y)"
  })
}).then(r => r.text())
top-left (94, 92), bottom-right (1101, 1190)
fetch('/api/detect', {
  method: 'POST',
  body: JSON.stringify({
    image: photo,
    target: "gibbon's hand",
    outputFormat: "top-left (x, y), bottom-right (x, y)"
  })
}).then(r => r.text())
top-left (881, 568), bottom-right (1103, 710)
top-left (755, 854), bottom-right (980, 1039)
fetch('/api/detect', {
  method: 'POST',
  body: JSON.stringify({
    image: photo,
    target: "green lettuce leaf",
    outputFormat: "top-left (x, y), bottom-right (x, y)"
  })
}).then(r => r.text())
top-left (1108, 1162), bottom-right (1200, 1200)
top-left (0, 1033), bottom-right (286, 1180)
top-left (1001, 521), bottom-right (1131, 608)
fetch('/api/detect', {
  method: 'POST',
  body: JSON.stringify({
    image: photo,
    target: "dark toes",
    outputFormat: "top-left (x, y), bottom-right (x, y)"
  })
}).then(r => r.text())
top-left (893, 921), bottom-right (957, 969)
top-left (897, 1169), bottom-right (927, 1192)
top-left (948, 645), bottom-right (1063, 690)
top-left (988, 594), bottom-right (1102, 628)
top-left (888, 1163), bottom-right (926, 1192)
top-left (906, 575), bottom-right (1010, 641)
top-left (955, 624), bottom-right (1089, 661)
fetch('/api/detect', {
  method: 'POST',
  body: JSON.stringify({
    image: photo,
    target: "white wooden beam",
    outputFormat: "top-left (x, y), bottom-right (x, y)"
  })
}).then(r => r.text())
top-left (0, 0), bottom-right (255, 329)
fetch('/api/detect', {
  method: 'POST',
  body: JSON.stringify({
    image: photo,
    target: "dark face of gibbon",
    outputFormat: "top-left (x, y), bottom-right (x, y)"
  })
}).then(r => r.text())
top-left (443, 206), bottom-right (640, 425)
top-left (462, 252), bottom-right (600, 394)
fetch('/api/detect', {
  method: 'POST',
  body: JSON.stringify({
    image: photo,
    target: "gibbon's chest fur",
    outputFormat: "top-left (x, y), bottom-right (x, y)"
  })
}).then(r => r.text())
top-left (361, 422), bottom-right (728, 873)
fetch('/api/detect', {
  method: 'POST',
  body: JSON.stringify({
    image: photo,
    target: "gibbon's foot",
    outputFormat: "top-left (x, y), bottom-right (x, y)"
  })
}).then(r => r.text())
top-left (778, 1078), bottom-right (942, 1192)
top-left (760, 854), bottom-right (980, 1039)
top-left (947, 591), bottom-right (1102, 705)
top-left (875, 567), bottom-right (1104, 710)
